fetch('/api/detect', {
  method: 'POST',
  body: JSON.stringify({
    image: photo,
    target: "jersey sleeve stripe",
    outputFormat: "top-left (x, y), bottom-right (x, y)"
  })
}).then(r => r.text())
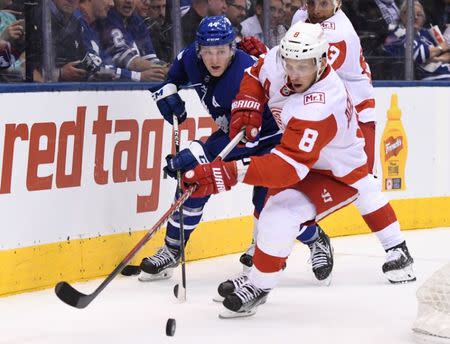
top-left (272, 148), bottom-right (310, 180)
top-left (355, 98), bottom-right (375, 113)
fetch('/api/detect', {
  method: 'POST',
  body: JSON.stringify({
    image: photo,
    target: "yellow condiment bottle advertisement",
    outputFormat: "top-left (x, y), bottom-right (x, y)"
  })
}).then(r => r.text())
top-left (380, 94), bottom-right (408, 191)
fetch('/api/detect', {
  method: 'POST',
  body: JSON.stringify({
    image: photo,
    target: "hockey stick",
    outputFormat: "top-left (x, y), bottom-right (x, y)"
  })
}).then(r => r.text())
top-left (172, 115), bottom-right (187, 302)
top-left (54, 130), bottom-right (244, 309)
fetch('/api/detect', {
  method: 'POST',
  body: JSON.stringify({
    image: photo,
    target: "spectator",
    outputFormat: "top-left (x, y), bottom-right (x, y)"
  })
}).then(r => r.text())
top-left (225, 0), bottom-right (246, 36)
top-left (290, 0), bottom-right (307, 26)
top-left (181, 0), bottom-right (208, 46)
top-left (0, 0), bottom-right (16, 32)
top-left (445, 0), bottom-right (450, 41)
top-left (0, 0), bottom-right (24, 80)
top-left (421, 0), bottom-right (449, 30)
top-left (27, 0), bottom-right (88, 81)
top-left (384, 0), bottom-right (450, 80)
top-left (137, 0), bottom-right (173, 63)
top-left (0, 38), bottom-right (11, 69)
top-left (374, 0), bottom-right (400, 31)
top-left (135, 0), bottom-right (149, 17)
top-left (208, 0), bottom-right (226, 15)
top-left (180, 0), bottom-right (191, 15)
top-left (282, 0), bottom-right (297, 28)
top-left (102, 0), bottom-right (167, 81)
top-left (240, 0), bottom-right (286, 48)
top-left (76, 0), bottom-right (138, 81)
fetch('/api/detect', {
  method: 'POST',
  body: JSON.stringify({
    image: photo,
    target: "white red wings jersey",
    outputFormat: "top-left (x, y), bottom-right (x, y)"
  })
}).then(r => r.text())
top-left (292, 9), bottom-right (376, 123)
top-left (242, 65), bottom-right (368, 189)
top-left (242, 46), bottom-right (296, 131)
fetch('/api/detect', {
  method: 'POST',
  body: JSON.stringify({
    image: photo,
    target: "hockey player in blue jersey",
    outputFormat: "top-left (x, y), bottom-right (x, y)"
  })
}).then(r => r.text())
top-left (138, 16), bottom-right (333, 287)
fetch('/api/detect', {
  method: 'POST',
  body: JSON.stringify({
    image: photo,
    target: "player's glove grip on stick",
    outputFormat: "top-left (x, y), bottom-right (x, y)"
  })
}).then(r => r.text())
top-left (230, 95), bottom-right (263, 143)
top-left (182, 160), bottom-right (238, 198)
top-left (164, 140), bottom-right (210, 179)
top-left (151, 83), bottom-right (187, 125)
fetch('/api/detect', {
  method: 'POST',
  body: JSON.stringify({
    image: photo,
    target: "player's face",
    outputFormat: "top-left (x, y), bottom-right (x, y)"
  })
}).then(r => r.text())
top-left (93, 0), bottom-right (114, 19)
top-left (199, 45), bottom-right (234, 77)
top-left (114, 0), bottom-right (135, 17)
top-left (283, 57), bottom-right (318, 93)
top-left (306, 0), bottom-right (339, 23)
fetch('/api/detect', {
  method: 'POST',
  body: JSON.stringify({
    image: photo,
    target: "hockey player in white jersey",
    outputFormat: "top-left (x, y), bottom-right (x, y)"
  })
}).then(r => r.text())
top-left (182, 22), bottom-right (415, 317)
top-left (215, 4), bottom-right (415, 298)
top-left (293, 0), bottom-right (377, 171)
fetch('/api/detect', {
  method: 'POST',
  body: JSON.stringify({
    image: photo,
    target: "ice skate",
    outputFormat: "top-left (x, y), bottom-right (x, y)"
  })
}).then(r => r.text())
top-left (307, 226), bottom-right (334, 285)
top-left (213, 272), bottom-right (249, 302)
top-left (382, 241), bottom-right (416, 284)
top-left (219, 281), bottom-right (269, 319)
top-left (138, 246), bottom-right (180, 282)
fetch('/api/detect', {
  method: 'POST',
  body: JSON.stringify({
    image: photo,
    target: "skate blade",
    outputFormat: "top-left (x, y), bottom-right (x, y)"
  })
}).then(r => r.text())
top-left (219, 308), bottom-right (256, 319)
top-left (317, 274), bottom-right (332, 286)
top-left (138, 269), bottom-right (174, 282)
top-left (212, 295), bottom-right (225, 303)
top-left (412, 328), bottom-right (450, 344)
top-left (384, 264), bottom-right (416, 284)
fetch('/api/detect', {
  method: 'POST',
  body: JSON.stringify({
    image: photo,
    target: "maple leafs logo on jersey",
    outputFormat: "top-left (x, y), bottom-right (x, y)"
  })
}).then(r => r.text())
top-left (215, 115), bottom-right (229, 133)
top-left (212, 95), bottom-right (220, 108)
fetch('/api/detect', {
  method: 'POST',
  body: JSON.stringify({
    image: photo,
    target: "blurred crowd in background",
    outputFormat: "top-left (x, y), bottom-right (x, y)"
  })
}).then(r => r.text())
top-left (0, 0), bottom-right (449, 82)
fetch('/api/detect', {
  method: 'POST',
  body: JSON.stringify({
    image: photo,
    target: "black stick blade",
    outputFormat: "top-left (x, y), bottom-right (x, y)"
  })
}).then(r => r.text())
top-left (55, 281), bottom-right (93, 309)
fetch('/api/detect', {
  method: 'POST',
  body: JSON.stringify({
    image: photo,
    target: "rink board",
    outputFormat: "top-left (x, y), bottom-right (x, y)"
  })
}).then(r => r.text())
top-left (0, 83), bottom-right (449, 296)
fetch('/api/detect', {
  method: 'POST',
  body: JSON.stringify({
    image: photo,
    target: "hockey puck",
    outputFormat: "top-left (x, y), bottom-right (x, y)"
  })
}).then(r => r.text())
top-left (166, 318), bottom-right (176, 336)
top-left (120, 265), bottom-right (141, 276)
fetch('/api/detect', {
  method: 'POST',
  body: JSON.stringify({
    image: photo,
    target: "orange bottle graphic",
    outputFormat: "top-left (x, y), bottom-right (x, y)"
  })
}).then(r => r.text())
top-left (380, 94), bottom-right (408, 191)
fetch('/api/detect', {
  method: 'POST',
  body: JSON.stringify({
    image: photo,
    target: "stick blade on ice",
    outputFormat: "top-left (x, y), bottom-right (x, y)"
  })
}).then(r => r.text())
top-left (55, 281), bottom-right (93, 309)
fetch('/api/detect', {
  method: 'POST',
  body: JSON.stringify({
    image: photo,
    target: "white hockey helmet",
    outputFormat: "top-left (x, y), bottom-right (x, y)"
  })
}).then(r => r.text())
top-left (306, 0), bottom-right (341, 13)
top-left (279, 22), bottom-right (329, 81)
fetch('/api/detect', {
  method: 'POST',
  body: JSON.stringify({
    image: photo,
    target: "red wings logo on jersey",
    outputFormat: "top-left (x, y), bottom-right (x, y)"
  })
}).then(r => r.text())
top-left (263, 78), bottom-right (271, 98)
top-left (345, 90), bottom-right (354, 127)
top-left (280, 85), bottom-right (295, 96)
top-left (328, 41), bottom-right (346, 70)
top-left (304, 92), bottom-right (325, 105)
top-left (270, 107), bottom-right (284, 130)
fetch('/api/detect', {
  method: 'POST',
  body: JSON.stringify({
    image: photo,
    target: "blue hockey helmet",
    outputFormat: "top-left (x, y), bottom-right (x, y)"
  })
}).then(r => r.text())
top-left (196, 15), bottom-right (236, 47)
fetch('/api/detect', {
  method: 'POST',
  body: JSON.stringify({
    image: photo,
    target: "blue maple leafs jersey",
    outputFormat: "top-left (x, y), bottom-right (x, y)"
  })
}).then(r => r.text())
top-left (102, 8), bottom-right (156, 69)
top-left (75, 9), bottom-right (137, 80)
top-left (167, 43), bottom-right (280, 140)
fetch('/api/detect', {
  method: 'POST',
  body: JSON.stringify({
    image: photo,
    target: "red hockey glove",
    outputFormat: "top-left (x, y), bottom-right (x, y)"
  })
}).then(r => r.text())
top-left (239, 36), bottom-right (267, 57)
top-left (182, 160), bottom-right (238, 198)
top-left (230, 95), bottom-right (263, 143)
